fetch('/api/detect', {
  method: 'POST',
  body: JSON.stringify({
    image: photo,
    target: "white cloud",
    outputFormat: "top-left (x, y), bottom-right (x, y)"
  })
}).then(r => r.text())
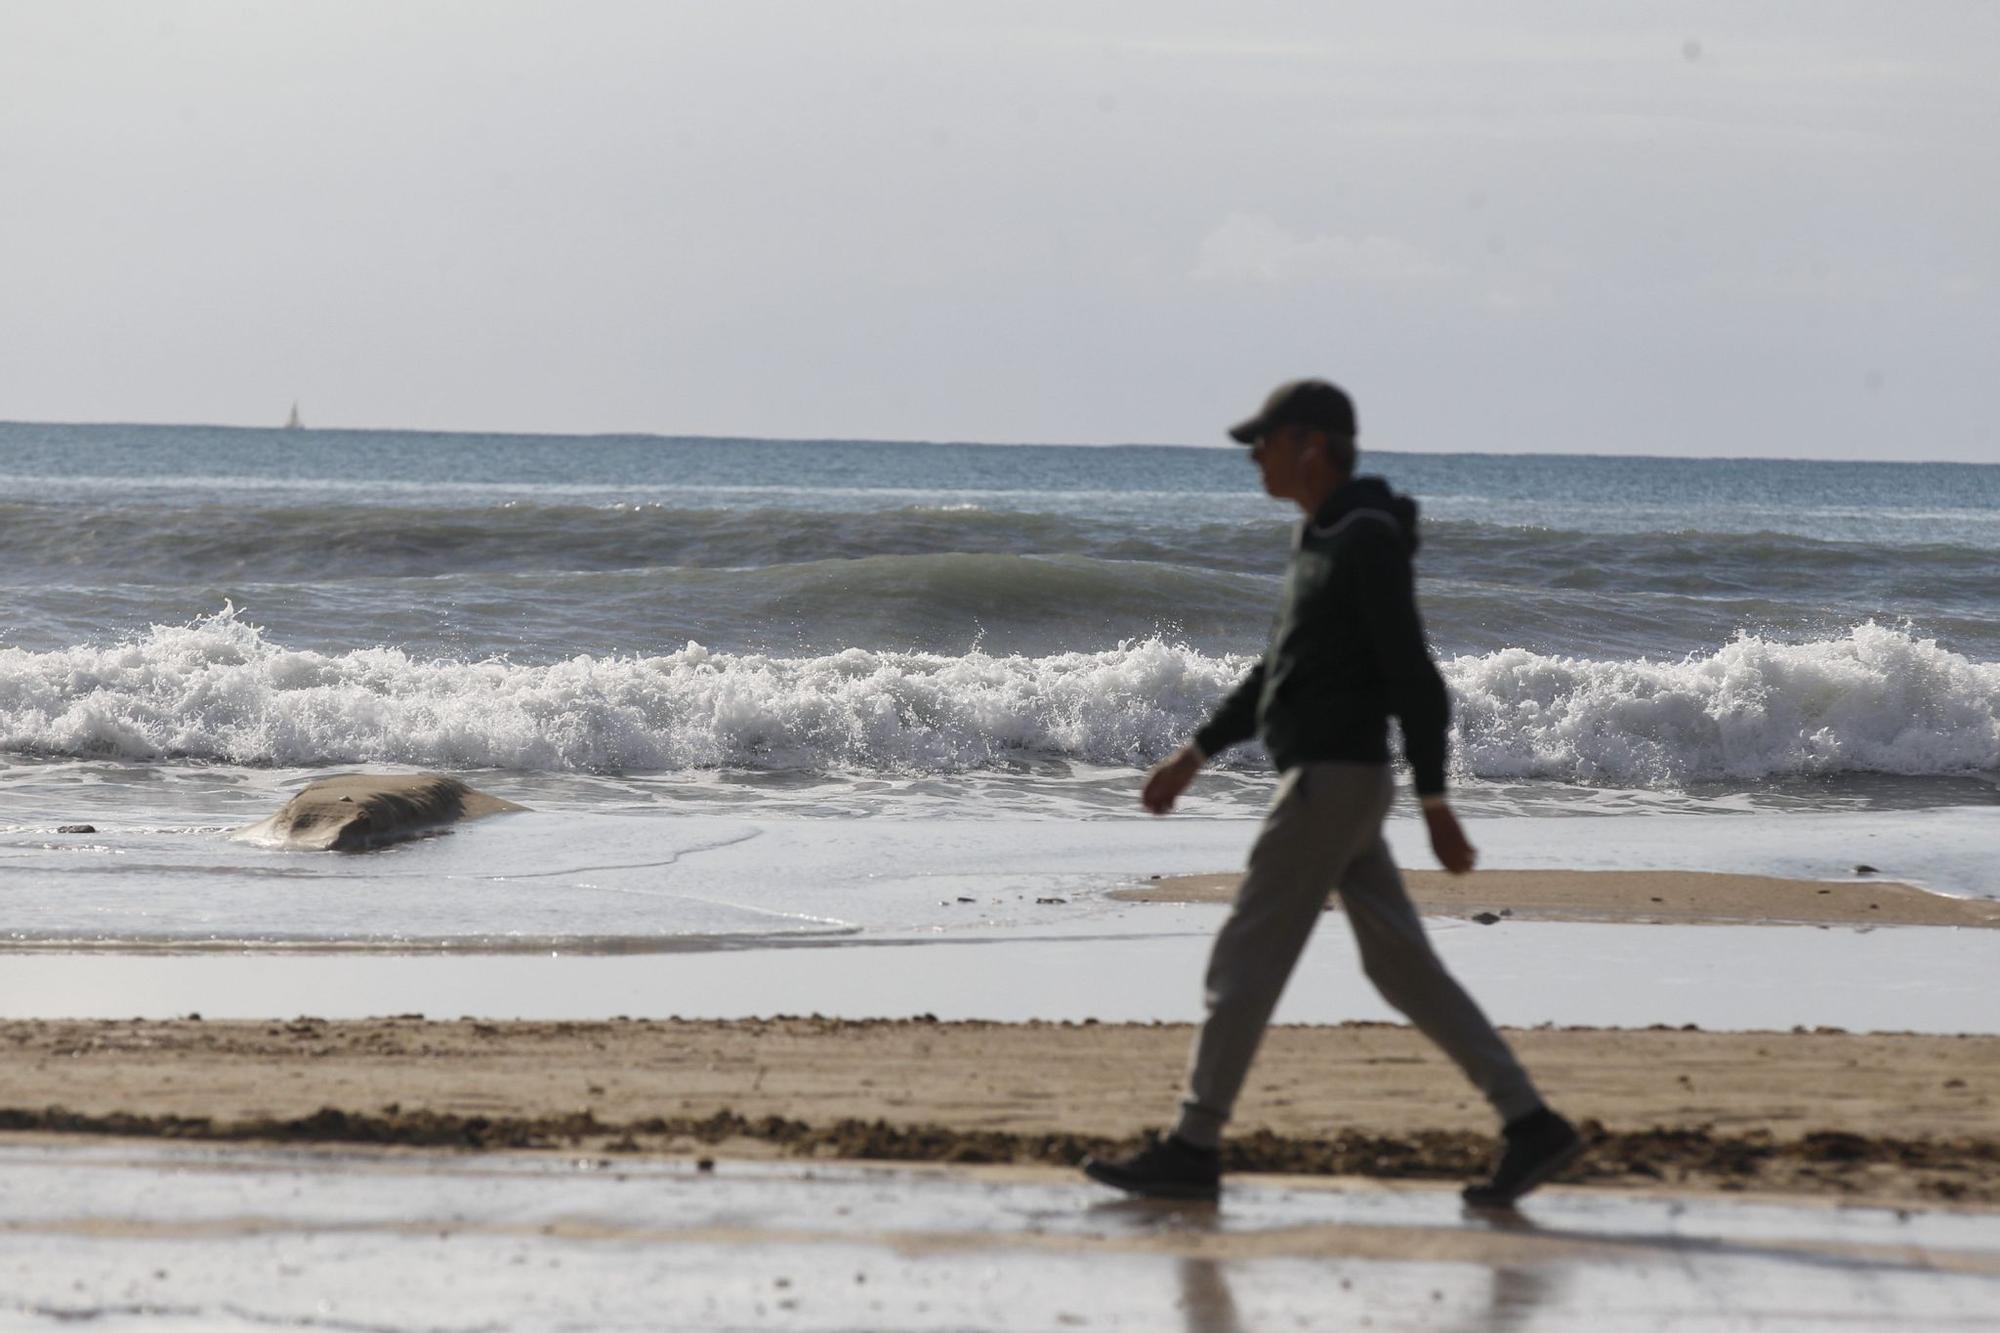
top-left (1191, 214), bottom-right (1451, 285)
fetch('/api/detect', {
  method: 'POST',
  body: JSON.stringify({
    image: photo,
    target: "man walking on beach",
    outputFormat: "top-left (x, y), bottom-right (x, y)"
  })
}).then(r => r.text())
top-left (1082, 379), bottom-right (1579, 1207)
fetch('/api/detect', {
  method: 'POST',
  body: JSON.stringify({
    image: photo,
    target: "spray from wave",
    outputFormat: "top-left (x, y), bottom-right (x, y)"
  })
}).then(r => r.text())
top-left (2, 610), bottom-right (1993, 785)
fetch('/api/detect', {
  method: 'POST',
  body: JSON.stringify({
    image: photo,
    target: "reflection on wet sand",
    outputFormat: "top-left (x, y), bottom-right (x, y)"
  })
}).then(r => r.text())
top-left (1454, 1206), bottom-right (1565, 1330)
top-left (1081, 1184), bottom-right (1997, 1331)
top-left (7, 1146), bottom-right (1996, 1329)
top-left (1177, 1257), bottom-right (1246, 1333)
top-left (1086, 1199), bottom-right (1247, 1331)
top-left (1105, 1196), bottom-right (1562, 1333)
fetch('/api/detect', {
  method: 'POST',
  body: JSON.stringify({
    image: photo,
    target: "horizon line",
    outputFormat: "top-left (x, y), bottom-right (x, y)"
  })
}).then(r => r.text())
top-left (0, 415), bottom-right (1990, 470)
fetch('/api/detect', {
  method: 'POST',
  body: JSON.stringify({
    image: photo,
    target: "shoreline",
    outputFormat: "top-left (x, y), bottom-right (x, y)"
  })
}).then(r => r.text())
top-left (1116, 867), bottom-right (2000, 928)
top-left (5, 1016), bottom-right (1996, 1205)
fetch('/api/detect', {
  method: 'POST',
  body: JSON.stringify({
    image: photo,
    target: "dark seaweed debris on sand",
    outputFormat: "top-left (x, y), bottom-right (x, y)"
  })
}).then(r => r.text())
top-left (1, 1106), bottom-right (1994, 1204)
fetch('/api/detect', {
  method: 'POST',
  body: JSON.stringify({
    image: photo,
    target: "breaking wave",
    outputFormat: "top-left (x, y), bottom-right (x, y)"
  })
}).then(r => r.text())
top-left (1447, 621), bottom-right (2000, 784)
top-left (1, 612), bottom-right (1994, 785)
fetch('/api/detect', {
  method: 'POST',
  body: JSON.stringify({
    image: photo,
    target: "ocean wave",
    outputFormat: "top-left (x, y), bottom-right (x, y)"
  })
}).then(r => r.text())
top-left (15, 490), bottom-right (2000, 588)
top-left (6, 501), bottom-right (1995, 635)
top-left (0, 500), bottom-right (1289, 582)
top-left (0, 609), bottom-right (1242, 772)
top-left (1449, 622), bottom-right (2000, 783)
top-left (2, 613), bottom-right (1994, 785)
top-left (1428, 521), bottom-right (1998, 606)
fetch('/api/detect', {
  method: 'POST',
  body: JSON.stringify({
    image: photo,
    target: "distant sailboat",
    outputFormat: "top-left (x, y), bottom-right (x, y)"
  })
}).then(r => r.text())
top-left (284, 401), bottom-right (304, 431)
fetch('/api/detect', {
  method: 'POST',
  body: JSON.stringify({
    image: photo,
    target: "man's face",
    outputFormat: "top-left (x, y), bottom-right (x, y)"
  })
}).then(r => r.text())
top-left (1249, 424), bottom-right (1311, 501)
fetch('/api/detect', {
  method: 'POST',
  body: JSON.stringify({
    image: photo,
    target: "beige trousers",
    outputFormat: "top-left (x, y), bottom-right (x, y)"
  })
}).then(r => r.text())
top-left (1174, 761), bottom-right (1541, 1148)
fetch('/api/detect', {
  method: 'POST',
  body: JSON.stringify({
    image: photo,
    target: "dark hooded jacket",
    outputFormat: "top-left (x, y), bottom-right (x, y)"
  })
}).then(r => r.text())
top-left (1192, 476), bottom-right (1450, 796)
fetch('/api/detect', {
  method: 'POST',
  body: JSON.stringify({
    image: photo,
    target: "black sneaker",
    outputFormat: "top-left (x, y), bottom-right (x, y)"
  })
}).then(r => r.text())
top-left (1462, 1108), bottom-right (1581, 1208)
top-left (1081, 1132), bottom-right (1221, 1201)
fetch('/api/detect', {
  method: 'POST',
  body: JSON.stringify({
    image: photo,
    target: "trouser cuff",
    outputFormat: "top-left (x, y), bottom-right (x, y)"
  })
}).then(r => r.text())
top-left (1493, 1084), bottom-right (1545, 1126)
top-left (1172, 1101), bottom-right (1226, 1150)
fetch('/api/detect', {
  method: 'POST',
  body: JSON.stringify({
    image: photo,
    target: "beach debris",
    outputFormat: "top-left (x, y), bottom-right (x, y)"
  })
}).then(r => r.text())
top-left (1471, 911), bottom-right (1502, 925)
top-left (1035, 896), bottom-right (1067, 905)
top-left (2, 1085), bottom-right (1993, 1202)
top-left (231, 773), bottom-right (527, 851)
top-left (56, 824), bottom-right (96, 834)
top-left (956, 896), bottom-right (976, 903)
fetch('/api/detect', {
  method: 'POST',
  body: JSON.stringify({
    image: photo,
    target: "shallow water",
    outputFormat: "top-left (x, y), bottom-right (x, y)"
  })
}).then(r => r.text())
top-left (2, 791), bottom-right (1993, 950)
top-left (2, 795), bottom-right (1995, 1033)
top-left (3, 1146), bottom-right (1994, 1331)
top-left (3, 424), bottom-right (1994, 976)
top-left (8, 915), bottom-right (2000, 1034)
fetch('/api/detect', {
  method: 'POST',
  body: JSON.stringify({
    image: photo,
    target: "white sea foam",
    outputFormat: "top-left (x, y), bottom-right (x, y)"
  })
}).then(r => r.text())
top-left (1, 611), bottom-right (1994, 784)
top-left (0, 609), bottom-right (1238, 773)
top-left (1448, 621), bottom-right (2000, 783)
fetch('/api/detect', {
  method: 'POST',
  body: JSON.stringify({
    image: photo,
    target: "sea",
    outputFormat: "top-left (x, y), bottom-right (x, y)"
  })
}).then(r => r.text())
top-left (0, 421), bottom-right (1995, 1004)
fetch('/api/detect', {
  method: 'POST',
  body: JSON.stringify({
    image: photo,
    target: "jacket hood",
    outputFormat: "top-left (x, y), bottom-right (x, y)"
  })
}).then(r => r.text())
top-left (1315, 475), bottom-right (1421, 555)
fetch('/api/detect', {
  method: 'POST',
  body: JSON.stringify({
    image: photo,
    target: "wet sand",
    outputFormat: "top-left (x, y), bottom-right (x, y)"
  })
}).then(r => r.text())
top-left (1116, 867), bottom-right (2000, 928)
top-left (4, 1017), bottom-right (1996, 1205)
top-left (11, 1145), bottom-right (1997, 1329)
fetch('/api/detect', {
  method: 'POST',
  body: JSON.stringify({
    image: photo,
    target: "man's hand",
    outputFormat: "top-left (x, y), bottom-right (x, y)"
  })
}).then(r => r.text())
top-left (1141, 745), bottom-right (1204, 815)
top-left (1423, 800), bottom-right (1477, 874)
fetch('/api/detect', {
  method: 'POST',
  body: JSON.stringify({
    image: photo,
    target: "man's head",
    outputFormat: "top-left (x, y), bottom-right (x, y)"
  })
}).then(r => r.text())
top-left (1228, 379), bottom-right (1359, 509)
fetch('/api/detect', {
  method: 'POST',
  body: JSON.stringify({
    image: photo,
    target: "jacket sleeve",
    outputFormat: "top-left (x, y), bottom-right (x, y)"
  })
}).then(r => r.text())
top-left (1192, 661), bottom-right (1264, 759)
top-left (1348, 531), bottom-right (1450, 797)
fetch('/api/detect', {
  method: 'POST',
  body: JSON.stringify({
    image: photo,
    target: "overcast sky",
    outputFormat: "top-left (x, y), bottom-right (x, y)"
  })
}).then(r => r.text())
top-left (2, 2), bottom-right (1994, 460)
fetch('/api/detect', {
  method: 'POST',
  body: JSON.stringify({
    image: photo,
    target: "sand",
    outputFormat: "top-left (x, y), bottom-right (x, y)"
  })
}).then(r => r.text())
top-left (15, 1144), bottom-right (1997, 1328)
top-left (1115, 867), bottom-right (2000, 928)
top-left (4, 1016), bottom-right (1996, 1206)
